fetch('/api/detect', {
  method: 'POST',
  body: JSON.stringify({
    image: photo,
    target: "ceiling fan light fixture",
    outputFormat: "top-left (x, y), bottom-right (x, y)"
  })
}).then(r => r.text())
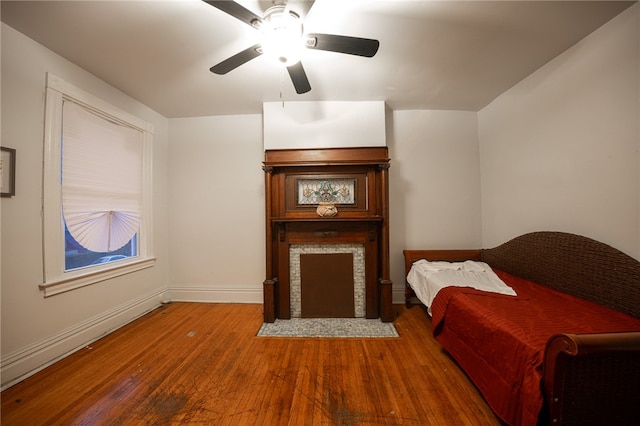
top-left (260, 5), bottom-right (304, 66)
top-left (206, 0), bottom-right (380, 95)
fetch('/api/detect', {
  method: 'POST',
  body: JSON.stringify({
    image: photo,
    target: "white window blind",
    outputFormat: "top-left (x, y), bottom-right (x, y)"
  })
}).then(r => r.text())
top-left (62, 101), bottom-right (143, 253)
top-left (41, 73), bottom-right (154, 297)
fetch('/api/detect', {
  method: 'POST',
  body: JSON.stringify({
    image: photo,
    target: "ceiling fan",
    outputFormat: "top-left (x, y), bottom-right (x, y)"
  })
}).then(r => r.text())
top-left (204, 0), bottom-right (380, 94)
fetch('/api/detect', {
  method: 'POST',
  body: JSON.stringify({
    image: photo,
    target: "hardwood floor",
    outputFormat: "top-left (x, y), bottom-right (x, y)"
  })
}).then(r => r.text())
top-left (1, 303), bottom-right (500, 425)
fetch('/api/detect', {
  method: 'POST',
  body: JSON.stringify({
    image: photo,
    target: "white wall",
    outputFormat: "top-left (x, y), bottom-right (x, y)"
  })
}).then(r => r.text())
top-left (167, 115), bottom-right (265, 302)
top-left (166, 108), bottom-right (482, 305)
top-left (0, 24), bottom-right (170, 388)
top-left (478, 4), bottom-right (640, 259)
top-left (388, 110), bottom-right (482, 299)
top-left (263, 101), bottom-right (386, 149)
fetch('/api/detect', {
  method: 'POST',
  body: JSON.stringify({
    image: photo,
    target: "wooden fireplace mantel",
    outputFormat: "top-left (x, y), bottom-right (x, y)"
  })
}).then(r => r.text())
top-left (263, 147), bottom-right (393, 323)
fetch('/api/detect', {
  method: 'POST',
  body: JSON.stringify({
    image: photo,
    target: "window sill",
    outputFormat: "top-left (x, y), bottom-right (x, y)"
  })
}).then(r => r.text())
top-left (39, 257), bottom-right (156, 297)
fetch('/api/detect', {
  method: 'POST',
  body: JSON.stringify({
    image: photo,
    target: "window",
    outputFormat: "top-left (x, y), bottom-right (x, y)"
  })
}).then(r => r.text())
top-left (41, 73), bottom-right (155, 296)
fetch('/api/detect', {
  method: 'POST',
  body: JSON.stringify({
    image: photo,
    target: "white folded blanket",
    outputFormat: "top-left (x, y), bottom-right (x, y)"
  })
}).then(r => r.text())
top-left (407, 260), bottom-right (517, 314)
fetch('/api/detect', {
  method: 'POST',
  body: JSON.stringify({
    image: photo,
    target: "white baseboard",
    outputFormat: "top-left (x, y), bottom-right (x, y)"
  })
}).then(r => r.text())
top-left (0, 290), bottom-right (165, 390)
top-left (170, 285), bottom-right (405, 305)
top-left (167, 285), bottom-right (262, 304)
top-left (393, 288), bottom-right (407, 304)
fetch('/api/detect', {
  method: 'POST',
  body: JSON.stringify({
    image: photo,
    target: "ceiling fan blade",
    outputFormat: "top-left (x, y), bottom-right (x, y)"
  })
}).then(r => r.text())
top-left (204, 0), bottom-right (262, 27)
top-left (287, 62), bottom-right (311, 94)
top-left (306, 33), bottom-right (379, 58)
top-left (210, 44), bottom-right (263, 75)
top-left (287, 0), bottom-right (316, 19)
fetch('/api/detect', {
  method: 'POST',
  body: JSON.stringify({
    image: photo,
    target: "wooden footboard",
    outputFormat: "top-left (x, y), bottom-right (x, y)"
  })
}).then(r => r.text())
top-left (543, 332), bottom-right (640, 425)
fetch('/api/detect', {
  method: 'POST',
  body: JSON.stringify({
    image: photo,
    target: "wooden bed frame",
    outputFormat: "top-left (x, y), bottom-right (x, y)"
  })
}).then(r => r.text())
top-left (403, 231), bottom-right (640, 425)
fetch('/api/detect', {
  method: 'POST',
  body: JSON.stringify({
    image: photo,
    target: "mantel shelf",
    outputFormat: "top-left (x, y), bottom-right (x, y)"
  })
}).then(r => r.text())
top-left (271, 217), bottom-right (384, 223)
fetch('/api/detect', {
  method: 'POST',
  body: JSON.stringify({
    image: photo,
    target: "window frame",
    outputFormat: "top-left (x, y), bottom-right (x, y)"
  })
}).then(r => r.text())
top-left (40, 73), bottom-right (155, 297)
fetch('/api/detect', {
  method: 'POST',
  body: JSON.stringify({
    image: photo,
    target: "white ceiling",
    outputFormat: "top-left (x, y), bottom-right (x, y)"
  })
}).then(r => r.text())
top-left (1, 0), bottom-right (635, 118)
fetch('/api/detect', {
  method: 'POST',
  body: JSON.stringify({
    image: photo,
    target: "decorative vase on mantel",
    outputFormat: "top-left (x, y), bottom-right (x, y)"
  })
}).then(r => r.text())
top-left (316, 202), bottom-right (338, 217)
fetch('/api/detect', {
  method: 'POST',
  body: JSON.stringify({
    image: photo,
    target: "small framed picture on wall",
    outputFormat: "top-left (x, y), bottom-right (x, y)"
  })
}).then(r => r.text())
top-left (1, 146), bottom-right (16, 197)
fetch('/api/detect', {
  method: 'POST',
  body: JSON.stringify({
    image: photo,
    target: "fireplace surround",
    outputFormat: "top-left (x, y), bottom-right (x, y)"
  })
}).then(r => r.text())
top-left (263, 147), bottom-right (392, 322)
top-left (290, 243), bottom-right (365, 318)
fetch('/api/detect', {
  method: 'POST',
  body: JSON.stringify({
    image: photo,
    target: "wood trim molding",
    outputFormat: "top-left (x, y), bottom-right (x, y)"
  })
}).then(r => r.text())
top-left (1, 290), bottom-right (165, 390)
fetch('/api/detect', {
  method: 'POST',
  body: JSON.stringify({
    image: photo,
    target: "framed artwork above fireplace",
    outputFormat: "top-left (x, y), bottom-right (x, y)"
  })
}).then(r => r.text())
top-left (295, 177), bottom-right (357, 206)
top-left (285, 173), bottom-right (368, 214)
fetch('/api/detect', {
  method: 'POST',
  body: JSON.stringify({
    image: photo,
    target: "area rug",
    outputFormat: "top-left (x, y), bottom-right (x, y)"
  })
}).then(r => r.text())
top-left (257, 318), bottom-right (399, 338)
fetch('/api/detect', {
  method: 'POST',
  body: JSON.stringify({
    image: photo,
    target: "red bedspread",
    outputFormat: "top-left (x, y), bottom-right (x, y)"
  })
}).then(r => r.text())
top-left (430, 269), bottom-right (640, 426)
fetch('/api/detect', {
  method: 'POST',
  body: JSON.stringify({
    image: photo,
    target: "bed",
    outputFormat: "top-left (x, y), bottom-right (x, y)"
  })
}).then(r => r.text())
top-left (403, 232), bottom-right (640, 426)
